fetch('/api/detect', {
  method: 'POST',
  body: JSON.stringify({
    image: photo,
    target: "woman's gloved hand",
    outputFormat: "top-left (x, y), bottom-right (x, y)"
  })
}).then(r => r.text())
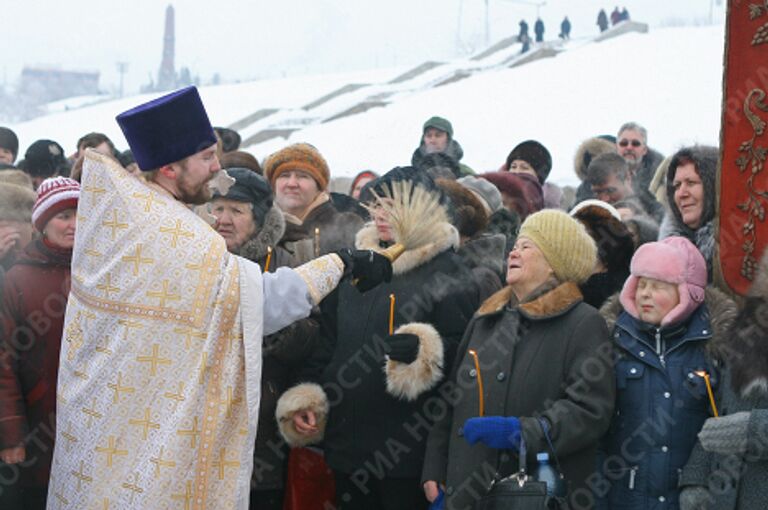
top-left (384, 333), bottom-right (419, 363)
top-left (698, 412), bottom-right (750, 455)
top-left (463, 416), bottom-right (521, 450)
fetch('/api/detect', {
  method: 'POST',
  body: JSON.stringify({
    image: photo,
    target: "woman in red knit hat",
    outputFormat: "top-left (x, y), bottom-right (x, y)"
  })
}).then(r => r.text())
top-left (0, 176), bottom-right (79, 510)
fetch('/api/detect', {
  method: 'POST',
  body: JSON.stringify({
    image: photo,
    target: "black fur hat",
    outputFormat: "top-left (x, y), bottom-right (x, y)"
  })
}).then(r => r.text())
top-left (0, 127), bottom-right (19, 161)
top-left (212, 167), bottom-right (272, 228)
top-left (505, 140), bottom-right (552, 184)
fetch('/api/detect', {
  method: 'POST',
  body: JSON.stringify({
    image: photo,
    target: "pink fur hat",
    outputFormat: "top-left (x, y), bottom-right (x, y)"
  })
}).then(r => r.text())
top-left (619, 236), bottom-right (707, 326)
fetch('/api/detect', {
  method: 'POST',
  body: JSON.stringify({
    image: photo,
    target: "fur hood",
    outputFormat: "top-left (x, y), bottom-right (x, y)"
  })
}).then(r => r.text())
top-left (238, 205), bottom-right (286, 262)
top-left (728, 250), bottom-right (768, 397)
top-left (573, 137), bottom-right (616, 182)
top-left (599, 286), bottom-right (738, 359)
top-left (0, 182), bottom-right (36, 223)
top-left (355, 221), bottom-right (459, 275)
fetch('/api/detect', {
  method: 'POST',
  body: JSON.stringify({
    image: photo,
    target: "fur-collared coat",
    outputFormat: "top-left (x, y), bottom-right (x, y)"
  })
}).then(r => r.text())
top-left (598, 287), bottom-right (737, 510)
top-left (277, 220), bottom-right (480, 478)
top-left (679, 253), bottom-right (768, 509)
top-left (422, 281), bottom-right (615, 510)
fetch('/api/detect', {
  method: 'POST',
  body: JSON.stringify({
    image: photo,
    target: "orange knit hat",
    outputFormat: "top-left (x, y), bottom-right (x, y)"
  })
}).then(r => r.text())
top-left (263, 143), bottom-right (330, 189)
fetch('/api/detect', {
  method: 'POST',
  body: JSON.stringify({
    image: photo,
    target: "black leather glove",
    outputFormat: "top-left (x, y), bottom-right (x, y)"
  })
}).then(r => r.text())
top-left (383, 333), bottom-right (419, 364)
top-left (336, 249), bottom-right (393, 292)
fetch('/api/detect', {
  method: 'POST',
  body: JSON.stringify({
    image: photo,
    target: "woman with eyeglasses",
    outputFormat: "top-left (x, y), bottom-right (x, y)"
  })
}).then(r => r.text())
top-left (660, 146), bottom-right (718, 280)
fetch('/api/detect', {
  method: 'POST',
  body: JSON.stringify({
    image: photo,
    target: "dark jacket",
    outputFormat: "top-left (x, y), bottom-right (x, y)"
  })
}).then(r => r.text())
top-left (680, 254), bottom-right (768, 509)
top-left (422, 281), bottom-right (616, 510)
top-left (598, 288), bottom-right (737, 510)
top-left (281, 193), bottom-right (364, 266)
top-left (0, 239), bottom-right (72, 488)
top-left (239, 205), bottom-right (321, 491)
top-left (298, 221), bottom-right (480, 478)
top-left (412, 139), bottom-right (475, 177)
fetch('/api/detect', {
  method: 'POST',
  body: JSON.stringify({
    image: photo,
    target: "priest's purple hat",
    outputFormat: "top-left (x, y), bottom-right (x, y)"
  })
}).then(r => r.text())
top-left (116, 86), bottom-right (217, 171)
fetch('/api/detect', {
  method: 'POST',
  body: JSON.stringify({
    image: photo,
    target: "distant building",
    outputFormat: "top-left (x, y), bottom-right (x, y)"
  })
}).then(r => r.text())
top-left (20, 67), bottom-right (100, 103)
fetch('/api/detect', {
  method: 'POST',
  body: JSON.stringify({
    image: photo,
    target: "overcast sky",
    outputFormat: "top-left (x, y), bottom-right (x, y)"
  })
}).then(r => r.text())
top-left (2, 0), bottom-right (725, 95)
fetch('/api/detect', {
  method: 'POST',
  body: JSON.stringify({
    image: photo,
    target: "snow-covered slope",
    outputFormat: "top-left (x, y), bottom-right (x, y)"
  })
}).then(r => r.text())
top-left (8, 25), bottom-right (724, 186)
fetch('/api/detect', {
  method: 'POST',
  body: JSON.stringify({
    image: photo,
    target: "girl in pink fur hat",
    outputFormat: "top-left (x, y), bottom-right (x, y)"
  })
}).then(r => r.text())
top-left (596, 236), bottom-right (738, 509)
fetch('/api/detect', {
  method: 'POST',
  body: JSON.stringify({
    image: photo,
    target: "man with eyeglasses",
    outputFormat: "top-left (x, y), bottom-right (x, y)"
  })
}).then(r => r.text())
top-left (615, 122), bottom-right (665, 194)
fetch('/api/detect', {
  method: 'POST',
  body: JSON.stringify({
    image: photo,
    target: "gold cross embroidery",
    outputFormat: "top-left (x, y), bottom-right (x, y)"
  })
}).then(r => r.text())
top-left (146, 279), bottom-right (181, 307)
top-left (163, 381), bottom-right (186, 409)
top-left (61, 426), bottom-right (78, 451)
top-left (212, 448), bottom-right (240, 480)
top-left (129, 407), bottom-right (161, 440)
top-left (107, 372), bottom-right (135, 403)
top-left (177, 417), bottom-right (201, 448)
top-left (121, 472), bottom-right (144, 504)
top-left (136, 344), bottom-right (171, 376)
top-left (132, 191), bottom-right (161, 213)
top-left (84, 247), bottom-right (102, 258)
top-left (96, 273), bottom-right (121, 299)
top-left (95, 436), bottom-right (128, 468)
top-left (71, 460), bottom-right (93, 491)
top-left (149, 446), bottom-right (176, 478)
top-left (159, 219), bottom-right (194, 247)
top-left (198, 352), bottom-right (208, 384)
top-left (65, 315), bottom-right (84, 361)
top-left (54, 493), bottom-right (69, 505)
top-left (102, 209), bottom-right (129, 240)
top-left (81, 398), bottom-right (103, 427)
top-left (117, 319), bottom-right (143, 342)
top-left (73, 364), bottom-right (90, 380)
top-left (174, 326), bottom-right (207, 349)
top-left (223, 386), bottom-right (243, 419)
top-left (83, 185), bottom-right (107, 201)
top-left (122, 244), bottom-right (154, 276)
top-left (171, 481), bottom-right (194, 510)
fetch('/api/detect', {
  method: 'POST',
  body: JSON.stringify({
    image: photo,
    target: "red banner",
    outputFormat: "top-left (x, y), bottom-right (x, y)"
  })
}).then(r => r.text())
top-left (718, 0), bottom-right (768, 295)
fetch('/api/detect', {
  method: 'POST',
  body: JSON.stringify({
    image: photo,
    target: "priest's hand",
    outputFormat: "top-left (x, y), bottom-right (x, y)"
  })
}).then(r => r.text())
top-left (336, 249), bottom-right (393, 292)
top-left (292, 409), bottom-right (319, 436)
top-left (0, 445), bottom-right (25, 464)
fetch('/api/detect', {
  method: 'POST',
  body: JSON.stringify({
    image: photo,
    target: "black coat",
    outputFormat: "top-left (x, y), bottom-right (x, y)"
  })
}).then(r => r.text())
top-left (423, 281), bottom-right (616, 510)
top-left (300, 222), bottom-right (481, 478)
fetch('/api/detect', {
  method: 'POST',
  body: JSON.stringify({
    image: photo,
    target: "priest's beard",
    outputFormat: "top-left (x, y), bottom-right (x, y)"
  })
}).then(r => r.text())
top-left (176, 165), bottom-right (213, 205)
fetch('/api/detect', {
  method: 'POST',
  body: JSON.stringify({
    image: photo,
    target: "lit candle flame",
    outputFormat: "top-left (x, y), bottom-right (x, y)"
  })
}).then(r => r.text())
top-left (694, 370), bottom-right (719, 417)
top-left (388, 294), bottom-right (395, 335)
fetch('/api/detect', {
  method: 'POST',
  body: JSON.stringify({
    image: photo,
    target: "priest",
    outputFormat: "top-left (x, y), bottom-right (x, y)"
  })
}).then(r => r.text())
top-left (46, 86), bottom-right (390, 510)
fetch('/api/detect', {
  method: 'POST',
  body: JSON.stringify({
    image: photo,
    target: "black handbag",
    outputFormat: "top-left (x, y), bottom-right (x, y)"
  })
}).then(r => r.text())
top-left (474, 419), bottom-right (566, 510)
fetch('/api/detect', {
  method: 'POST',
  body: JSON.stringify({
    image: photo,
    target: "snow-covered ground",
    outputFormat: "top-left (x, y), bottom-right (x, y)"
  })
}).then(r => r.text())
top-left (7, 24), bottom-right (724, 186)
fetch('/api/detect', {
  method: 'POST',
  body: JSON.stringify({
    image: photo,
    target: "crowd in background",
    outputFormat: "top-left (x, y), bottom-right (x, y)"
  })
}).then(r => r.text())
top-left (0, 113), bottom-right (766, 510)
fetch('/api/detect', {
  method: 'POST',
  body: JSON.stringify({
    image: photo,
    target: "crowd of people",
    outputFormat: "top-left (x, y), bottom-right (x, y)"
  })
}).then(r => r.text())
top-left (0, 92), bottom-right (766, 510)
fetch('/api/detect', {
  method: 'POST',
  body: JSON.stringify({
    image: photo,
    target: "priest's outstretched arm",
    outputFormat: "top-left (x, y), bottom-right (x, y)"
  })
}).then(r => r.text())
top-left (247, 250), bottom-right (392, 336)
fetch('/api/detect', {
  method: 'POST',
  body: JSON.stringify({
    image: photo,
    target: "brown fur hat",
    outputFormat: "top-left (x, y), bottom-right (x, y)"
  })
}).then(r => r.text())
top-left (574, 136), bottom-right (617, 182)
top-left (220, 150), bottom-right (262, 175)
top-left (0, 182), bottom-right (36, 222)
top-left (0, 169), bottom-right (34, 190)
top-left (436, 178), bottom-right (489, 238)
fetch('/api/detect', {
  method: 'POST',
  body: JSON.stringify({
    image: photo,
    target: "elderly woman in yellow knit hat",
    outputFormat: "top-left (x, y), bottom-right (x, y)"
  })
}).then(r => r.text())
top-left (422, 209), bottom-right (616, 510)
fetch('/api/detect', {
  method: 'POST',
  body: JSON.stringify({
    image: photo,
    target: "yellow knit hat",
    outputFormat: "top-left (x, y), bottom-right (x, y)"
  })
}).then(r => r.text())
top-left (264, 143), bottom-right (330, 190)
top-left (517, 209), bottom-right (597, 283)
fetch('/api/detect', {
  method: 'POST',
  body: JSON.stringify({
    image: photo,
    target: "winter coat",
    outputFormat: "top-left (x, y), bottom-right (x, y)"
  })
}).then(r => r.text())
top-left (281, 192), bottom-right (364, 266)
top-left (422, 281), bottom-right (616, 510)
top-left (238, 204), bottom-right (321, 490)
top-left (534, 19), bottom-right (545, 41)
top-left (679, 254), bottom-right (768, 509)
top-left (278, 221), bottom-right (481, 479)
top-left (0, 239), bottom-right (72, 488)
top-left (597, 288), bottom-right (737, 510)
top-left (411, 140), bottom-right (475, 177)
top-left (598, 11), bottom-right (609, 31)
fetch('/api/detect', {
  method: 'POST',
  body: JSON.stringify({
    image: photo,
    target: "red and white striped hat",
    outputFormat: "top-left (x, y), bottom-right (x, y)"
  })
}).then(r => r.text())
top-left (31, 176), bottom-right (80, 232)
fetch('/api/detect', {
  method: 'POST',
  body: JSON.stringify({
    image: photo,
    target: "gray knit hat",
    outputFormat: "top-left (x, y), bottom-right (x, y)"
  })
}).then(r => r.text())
top-left (458, 176), bottom-right (503, 213)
